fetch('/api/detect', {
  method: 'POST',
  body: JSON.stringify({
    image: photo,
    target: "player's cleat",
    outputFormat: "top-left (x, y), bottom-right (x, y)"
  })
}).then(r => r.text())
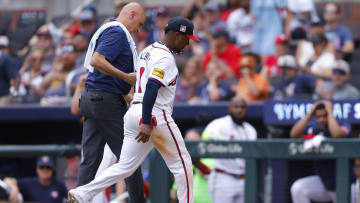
top-left (67, 189), bottom-right (87, 203)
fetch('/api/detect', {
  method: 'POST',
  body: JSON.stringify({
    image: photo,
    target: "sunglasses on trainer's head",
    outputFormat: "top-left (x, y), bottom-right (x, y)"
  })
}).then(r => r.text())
top-left (333, 69), bottom-right (347, 76)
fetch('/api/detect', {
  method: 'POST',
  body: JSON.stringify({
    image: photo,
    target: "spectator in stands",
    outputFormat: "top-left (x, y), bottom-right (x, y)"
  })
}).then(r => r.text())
top-left (302, 33), bottom-right (336, 79)
top-left (72, 30), bottom-right (90, 70)
top-left (146, 7), bottom-right (170, 45)
top-left (236, 53), bottom-right (269, 103)
top-left (202, 30), bottom-right (242, 78)
top-left (193, 61), bottom-right (234, 103)
top-left (71, 73), bottom-right (88, 115)
top-left (79, 6), bottom-right (98, 37)
top-left (0, 35), bottom-right (9, 55)
top-left (313, 60), bottom-right (360, 100)
top-left (285, 0), bottom-right (319, 40)
top-left (251, 0), bottom-right (285, 57)
top-left (323, 2), bottom-right (354, 61)
top-left (190, 11), bottom-right (211, 56)
top-left (17, 155), bottom-right (67, 203)
top-left (175, 57), bottom-right (203, 103)
top-left (182, 0), bottom-right (208, 20)
top-left (226, 0), bottom-right (254, 51)
top-left (261, 34), bottom-right (289, 82)
top-left (60, 31), bottom-right (74, 47)
top-left (290, 101), bottom-right (351, 203)
top-left (205, 96), bottom-right (257, 203)
top-left (34, 26), bottom-right (56, 74)
top-left (296, 22), bottom-right (336, 68)
top-left (351, 159), bottom-right (360, 203)
top-left (0, 47), bottom-right (21, 106)
top-left (0, 176), bottom-right (23, 203)
top-left (272, 55), bottom-right (320, 99)
top-left (18, 49), bottom-right (45, 103)
top-left (203, 1), bottom-right (227, 35)
top-left (40, 45), bottom-right (78, 103)
top-left (220, 0), bottom-right (242, 21)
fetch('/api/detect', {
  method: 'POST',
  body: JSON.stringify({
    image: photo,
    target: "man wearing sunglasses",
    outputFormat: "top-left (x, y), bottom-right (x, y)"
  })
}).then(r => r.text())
top-left (314, 59), bottom-right (360, 100)
top-left (17, 155), bottom-right (67, 203)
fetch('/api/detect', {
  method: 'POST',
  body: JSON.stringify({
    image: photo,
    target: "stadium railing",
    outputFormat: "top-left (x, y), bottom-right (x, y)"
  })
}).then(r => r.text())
top-left (1, 139), bottom-right (359, 203)
top-left (152, 139), bottom-right (360, 203)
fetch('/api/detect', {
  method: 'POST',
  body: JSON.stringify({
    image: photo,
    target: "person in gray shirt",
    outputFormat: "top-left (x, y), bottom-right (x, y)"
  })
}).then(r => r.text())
top-left (314, 59), bottom-right (360, 99)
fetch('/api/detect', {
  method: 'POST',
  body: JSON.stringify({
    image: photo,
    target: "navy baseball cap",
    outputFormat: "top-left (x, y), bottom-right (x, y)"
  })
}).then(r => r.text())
top-left (165, 16), bottom-right (200, 42)
top-left (37, 155), bottom-right (55, 169)
top-left (79, 6), bottom-right (97, 21)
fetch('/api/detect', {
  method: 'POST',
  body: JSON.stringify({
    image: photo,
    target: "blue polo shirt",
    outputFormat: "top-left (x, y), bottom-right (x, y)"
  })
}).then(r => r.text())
top-left (17, 177), bottom-right (67, 203)
top-left (305, 121), bottom-right (352, 191)
top-left (86, 20), bottom-right (133, 95)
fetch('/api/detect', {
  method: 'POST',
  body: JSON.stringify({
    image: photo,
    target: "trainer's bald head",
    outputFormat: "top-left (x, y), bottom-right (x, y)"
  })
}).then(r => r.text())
top-left (120, 2), bottom-right (144, 15)
top-left (117, 2), bottom-right (146, 34)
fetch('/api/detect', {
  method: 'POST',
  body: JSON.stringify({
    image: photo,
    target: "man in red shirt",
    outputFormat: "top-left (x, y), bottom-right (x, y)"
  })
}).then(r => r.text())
top-left (261, 34), bottom-right (289, 78)
top-left (202, 30), bottom-right (242, 78)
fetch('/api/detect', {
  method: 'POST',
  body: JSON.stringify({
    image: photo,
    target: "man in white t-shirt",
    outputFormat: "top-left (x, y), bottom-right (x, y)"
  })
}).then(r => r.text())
top-left (226, 0), bottom-right (254, 50)
top-left (205, 97), bottom-right (257, 203)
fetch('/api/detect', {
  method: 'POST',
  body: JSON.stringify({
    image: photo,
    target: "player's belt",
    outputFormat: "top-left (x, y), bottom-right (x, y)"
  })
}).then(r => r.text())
top-left (214, 169), bottom-right (245, 179)
top-left (132, 101), bottom-right (142, 105)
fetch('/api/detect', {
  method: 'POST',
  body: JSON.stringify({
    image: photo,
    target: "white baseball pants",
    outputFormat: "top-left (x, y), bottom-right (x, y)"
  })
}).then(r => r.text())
top-left (291, 175), bottom-right (336, 203)
top-left (208, 171), bottom-right (244, 203)
top-left (92, 144), bottom-right (117, 203)
top-left (76, 105), bottom-right (194, 203)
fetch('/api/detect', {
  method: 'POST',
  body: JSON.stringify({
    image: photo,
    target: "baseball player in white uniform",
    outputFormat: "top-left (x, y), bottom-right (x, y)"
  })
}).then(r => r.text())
top-left (204, 97), bottom-right (257, 203)
top-left (68, 16), bottom-right (200, 203)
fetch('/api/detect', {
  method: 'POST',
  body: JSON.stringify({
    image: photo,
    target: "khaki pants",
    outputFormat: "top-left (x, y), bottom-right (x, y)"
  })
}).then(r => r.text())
top-left (0, 95), bottom-right (11, 106)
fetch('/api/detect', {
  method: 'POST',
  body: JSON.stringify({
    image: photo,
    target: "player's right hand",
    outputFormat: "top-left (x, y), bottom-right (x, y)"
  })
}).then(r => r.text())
top-left (136, 124), bottom-right (152, 143)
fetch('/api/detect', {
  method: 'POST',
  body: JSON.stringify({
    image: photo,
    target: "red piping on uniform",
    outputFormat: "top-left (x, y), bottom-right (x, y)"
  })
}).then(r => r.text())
top-left (152, 44), bottom-right (171, 54)
top-left (163, 110), bottom-right (190, 203)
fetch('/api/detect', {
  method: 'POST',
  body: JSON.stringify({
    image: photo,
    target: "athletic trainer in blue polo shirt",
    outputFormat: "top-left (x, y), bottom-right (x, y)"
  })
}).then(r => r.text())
top-left (86, 19), bottom-right (133, 95)
top-left (77, 3), bottom-right (147, 203)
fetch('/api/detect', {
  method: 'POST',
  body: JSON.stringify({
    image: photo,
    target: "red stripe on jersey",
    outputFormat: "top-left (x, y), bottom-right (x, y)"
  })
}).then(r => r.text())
top-left (163, 110), bottom-right (190, 203)
top-left (152, 44), bottom-right (171, 53)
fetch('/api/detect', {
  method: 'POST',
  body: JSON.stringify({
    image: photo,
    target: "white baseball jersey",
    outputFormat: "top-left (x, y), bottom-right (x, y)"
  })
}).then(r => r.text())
top-left (133, 42), bottom-right (179, 124)
top-left (72, 42), bottom-right (193, 203)
top-left (203, 115), bottom-right (257, 175)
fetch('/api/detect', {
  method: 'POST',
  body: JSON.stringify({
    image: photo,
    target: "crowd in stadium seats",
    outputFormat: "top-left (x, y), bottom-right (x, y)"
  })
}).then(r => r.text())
top-left (1, 0), bottom-right (360, 202)
top-left (0, 0), bottom-right (359, 106)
